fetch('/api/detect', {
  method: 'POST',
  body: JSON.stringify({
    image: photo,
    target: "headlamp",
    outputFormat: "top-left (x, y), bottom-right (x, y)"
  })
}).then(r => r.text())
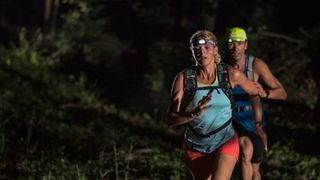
top-left (227, 27), bottom-right (247, 43)
top-left (228, 38), bottom-right (244, 43)
top-left (191, 38), bottom-right (217, 48)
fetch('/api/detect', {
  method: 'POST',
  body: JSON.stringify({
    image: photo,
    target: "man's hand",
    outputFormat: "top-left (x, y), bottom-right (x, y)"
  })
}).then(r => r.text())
top-left (254, 126), bottom-right (268, 151)
top-left (254, 82), bottom-right (268, 98)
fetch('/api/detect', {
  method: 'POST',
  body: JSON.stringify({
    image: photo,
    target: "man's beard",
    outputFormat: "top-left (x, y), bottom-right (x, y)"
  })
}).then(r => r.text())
top-left (226, 53), bottom-right (238, 67)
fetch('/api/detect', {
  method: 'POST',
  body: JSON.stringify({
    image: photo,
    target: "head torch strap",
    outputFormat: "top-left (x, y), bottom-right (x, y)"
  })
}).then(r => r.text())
top-left (191, 38), bottom-right (217, 47)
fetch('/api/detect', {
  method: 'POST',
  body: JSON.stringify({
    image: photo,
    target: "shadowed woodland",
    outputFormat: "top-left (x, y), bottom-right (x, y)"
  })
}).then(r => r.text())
top-left (0, 0), bottom-right (320, 179)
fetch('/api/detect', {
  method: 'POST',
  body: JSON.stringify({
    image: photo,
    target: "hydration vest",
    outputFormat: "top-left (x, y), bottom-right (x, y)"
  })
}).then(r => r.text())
top-left (246, 55), bottom-right (255, 81)
top-left (180, 62), bottom-right (234, 112)
top-left (232, 55), bottom-right (266, 132)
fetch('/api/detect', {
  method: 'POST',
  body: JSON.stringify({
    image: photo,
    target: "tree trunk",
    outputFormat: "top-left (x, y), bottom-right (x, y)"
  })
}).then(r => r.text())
top-left (43, 0), bottom-right (60, 43)
top-left (311, 55), bottom-right (320, 136)
top-left (44, 0), bottom-right (52, 25)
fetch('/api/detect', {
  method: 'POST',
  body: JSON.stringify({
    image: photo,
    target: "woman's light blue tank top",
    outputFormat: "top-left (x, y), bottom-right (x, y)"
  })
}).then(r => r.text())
top-left (184, 70), bottom-right (235, 153)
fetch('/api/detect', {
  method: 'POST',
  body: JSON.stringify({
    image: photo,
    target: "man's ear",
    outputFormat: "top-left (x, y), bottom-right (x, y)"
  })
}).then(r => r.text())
top-left (244, 41), bottom-right (248, 50)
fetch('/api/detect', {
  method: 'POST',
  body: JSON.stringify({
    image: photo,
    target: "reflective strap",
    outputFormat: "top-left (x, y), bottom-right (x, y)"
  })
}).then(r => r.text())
top-left (234, 105), bottom-right (253, 112)
top-left (246, 55), bottom-right (255, 81)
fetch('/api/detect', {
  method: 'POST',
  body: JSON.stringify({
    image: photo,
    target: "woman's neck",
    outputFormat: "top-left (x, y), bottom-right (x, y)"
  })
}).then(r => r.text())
top-left (197, 63), bottom-right (216, 84)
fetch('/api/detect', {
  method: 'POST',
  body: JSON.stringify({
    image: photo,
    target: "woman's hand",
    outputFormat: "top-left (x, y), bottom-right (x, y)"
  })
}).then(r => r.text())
top-left (191, 93), bottom-right (212, 118)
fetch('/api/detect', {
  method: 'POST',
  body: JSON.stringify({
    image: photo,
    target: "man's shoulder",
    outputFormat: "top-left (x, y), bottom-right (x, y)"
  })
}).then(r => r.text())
top-left (251, 57), bottom-right (273, 80)
top-left (247, 55), bottom-right (264, 64)
top-left (252, 57), bottom-right (268, 71)
top-left (253, 56), bottom-right (265, 63)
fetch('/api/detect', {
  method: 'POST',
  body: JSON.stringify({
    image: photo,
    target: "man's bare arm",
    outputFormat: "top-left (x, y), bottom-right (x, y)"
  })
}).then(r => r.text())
top-left (254, 58), bottom-right (287, 100)
top-left (250, 95), bottom-right (268, 151)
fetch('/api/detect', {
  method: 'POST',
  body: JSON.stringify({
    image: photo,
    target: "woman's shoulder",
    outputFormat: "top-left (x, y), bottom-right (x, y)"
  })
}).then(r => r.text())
top-left (176, 65), bottom-right (197, 79)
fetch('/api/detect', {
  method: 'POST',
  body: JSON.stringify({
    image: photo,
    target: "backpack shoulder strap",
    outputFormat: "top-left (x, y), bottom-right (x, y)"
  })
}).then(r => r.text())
top-left (217, 63), bottom-right (235, 109)
top-left (180, 66), bottom-right (197, 111)
top-left (246, 55), bottom-right (255, 81)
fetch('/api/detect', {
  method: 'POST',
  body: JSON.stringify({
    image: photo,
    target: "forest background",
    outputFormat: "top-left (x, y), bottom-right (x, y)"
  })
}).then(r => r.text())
top-left (0, 0), bottom-right (319, 179)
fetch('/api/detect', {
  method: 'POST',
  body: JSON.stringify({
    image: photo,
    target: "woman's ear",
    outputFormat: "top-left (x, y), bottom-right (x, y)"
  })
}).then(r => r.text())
top-left (215, 53), bottom-right (221, 63)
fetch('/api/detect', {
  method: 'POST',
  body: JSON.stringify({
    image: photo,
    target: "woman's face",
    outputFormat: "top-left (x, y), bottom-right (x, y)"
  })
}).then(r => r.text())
top-left (192, 43), bottom-right (217, 66)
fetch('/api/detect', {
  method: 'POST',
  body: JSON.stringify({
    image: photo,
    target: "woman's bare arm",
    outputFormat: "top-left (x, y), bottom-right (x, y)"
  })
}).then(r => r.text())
top-left (167, 72), bottom-right (212, 127)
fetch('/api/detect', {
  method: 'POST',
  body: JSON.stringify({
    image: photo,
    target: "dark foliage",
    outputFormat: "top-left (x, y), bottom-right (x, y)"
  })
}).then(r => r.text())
top-left (0, 0), bottom-right (319, 179)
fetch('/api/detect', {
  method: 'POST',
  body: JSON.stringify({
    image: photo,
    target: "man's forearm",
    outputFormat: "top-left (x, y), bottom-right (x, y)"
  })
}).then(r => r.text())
top-left (264, 87), bottom-right (287, 100)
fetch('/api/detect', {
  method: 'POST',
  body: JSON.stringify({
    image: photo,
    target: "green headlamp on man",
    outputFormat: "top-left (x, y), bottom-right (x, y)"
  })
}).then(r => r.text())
top-left (228, 27), bottom-right (247, 43)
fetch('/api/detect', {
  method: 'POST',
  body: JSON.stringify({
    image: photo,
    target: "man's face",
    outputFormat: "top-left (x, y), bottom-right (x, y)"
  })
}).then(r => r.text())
top-left (228, 41), bottom-right (247, 61)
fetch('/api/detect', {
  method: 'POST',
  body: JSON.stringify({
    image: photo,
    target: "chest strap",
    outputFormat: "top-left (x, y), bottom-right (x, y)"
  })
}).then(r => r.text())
top-left (187, 118), bottom-right (233, 138)
top-left (197, 86), bottom-right (221, 95)
top-left (234, 105), bottom-right (252, 112)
